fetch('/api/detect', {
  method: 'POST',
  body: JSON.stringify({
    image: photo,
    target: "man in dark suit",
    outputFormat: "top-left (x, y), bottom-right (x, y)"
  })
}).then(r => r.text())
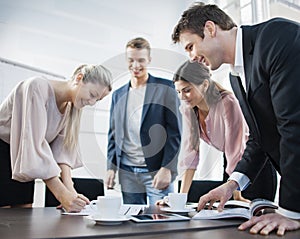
top-left (171, 2), bottom-right (300, 236)
top-left (105, 37), bottom-right (181, 205)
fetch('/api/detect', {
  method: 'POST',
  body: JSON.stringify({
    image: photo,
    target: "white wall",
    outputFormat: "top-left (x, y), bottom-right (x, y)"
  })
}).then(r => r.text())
top-left (0, 0), bottom-right (195, 206)
top-left (270, 1), bottom-right (300, 22)
top-left (0, 0), bottom-right (195, 74)
top-left (1, 0), bottom-right (299, 206)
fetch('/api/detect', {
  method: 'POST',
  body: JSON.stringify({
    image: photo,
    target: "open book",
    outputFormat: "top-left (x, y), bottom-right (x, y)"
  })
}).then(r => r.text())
top-left (191, 198), bottom-right (278, 220)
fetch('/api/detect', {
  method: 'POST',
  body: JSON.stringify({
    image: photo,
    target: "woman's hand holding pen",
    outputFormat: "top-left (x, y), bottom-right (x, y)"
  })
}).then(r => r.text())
top-left (60, 191), bottom-right (90, 213)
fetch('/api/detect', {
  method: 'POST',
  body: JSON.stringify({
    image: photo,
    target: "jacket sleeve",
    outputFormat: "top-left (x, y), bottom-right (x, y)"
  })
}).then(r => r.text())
top-left (258, 20), bottom-right (300, 212)
top-left (236, 20), bottom-right (300, 212)
top-left (107, 92), bottom-right (118, 171)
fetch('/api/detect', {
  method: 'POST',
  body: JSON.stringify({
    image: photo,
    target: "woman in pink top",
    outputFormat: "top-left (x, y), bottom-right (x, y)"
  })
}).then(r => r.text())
top-left (0, 64), bottom-right (112, 212)
top-left (173, 61), bottom-right (276, 202)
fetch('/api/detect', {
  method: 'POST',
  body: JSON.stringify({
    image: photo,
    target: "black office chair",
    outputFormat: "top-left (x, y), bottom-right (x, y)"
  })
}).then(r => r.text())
top-left (178, 180), bottom-right (223, 203)
top-left (178, 153), bottom-right (228, 203)
top-left (45, 178), bottom-right (104, 207)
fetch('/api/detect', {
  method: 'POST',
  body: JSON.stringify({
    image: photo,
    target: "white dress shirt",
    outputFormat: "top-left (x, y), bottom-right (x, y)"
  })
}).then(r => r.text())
top-left (229, 26), bottom-right (251, 191)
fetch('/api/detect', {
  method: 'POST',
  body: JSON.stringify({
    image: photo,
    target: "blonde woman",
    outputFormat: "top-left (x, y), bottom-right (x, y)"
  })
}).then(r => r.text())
top-left (0, 64), bottom-right (112, 212)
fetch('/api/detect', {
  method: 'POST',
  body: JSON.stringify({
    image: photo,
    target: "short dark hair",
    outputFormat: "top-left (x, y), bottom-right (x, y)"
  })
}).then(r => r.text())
top-left (172, 2), bottom-right (237, 43)
top-left (126, 37), bottom-right (151, 56)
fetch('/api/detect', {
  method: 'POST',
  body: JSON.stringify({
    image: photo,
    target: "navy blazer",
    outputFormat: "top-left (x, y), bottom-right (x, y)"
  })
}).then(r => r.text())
top-left (107, 74), bottom-right (181, 180)
top-left (232, 18), bottom-right (300, 212)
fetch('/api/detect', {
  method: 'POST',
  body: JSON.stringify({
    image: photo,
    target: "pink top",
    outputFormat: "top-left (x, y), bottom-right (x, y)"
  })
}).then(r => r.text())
top-left (0, 77), bottom-right (82, 182)
top-left (179, 91), bottom-right (249, 175)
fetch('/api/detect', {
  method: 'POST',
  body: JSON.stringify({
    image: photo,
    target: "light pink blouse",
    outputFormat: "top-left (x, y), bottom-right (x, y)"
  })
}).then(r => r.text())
top-left (0, 77), bottom-right (83, 182)
top-left (179, 91), bottom-right (249, 175)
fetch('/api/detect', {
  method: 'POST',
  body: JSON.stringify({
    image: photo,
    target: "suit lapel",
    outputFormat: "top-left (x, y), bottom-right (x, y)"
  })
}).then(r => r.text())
top-left (230, 73), bottom-right (261, 142)
top-left (141, 75), bottom-right (157, 123)
top-left (242, 26), bottom-right (255, 99)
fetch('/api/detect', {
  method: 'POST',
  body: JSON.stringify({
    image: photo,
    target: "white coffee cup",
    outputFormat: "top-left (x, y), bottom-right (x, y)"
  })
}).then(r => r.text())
top-left (164, 193), bottom-right (187, 210)
top-left (96, 195), bottom-right (121, 219)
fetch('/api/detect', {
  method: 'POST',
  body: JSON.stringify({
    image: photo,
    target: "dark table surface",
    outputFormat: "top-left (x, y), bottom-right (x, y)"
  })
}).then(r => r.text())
top-left (0, 207), bottom-right (299, 239)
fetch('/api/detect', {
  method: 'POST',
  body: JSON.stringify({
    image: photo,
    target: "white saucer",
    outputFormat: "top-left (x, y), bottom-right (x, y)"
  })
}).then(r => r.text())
top-left (87, 215), bottom-right (130, 225)
top-left (160, 207), bottom-right (195, 213)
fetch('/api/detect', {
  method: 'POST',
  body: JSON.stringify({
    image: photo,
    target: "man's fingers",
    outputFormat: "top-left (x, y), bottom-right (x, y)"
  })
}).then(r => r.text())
top-left (151, 178), bottom-right (157, 188)
top-left (217, 198), bottom-right (227, 212)
top-left (197, 195), bottom-right (210, 211)
top-left (238, 216), bottom-right (258, 230)
top-left (277, 225), bottom-right (286, 236)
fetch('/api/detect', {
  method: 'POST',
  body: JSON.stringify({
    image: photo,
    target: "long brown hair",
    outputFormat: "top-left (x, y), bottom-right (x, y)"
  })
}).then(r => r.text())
top-left (173, 61), bottom-right (227, 149)
top-left (173, 61), bottom-right (226, 106)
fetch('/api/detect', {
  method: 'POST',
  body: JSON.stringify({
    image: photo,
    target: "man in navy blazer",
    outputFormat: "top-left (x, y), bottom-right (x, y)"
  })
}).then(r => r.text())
top-left (172, 2), bottom-right (300, 236)
top-left (105, 37), bottom-right (181, 205)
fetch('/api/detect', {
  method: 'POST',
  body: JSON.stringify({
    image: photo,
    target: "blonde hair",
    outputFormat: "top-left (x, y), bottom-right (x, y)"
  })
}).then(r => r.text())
top-left (64, 64), bottom-right (113, 150)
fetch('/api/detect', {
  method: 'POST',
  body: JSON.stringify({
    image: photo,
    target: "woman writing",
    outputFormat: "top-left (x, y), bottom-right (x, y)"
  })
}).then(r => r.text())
top-left (0, 64), bottom-right (112, 212)
top-left (173, 61), bottom-right (276, 202)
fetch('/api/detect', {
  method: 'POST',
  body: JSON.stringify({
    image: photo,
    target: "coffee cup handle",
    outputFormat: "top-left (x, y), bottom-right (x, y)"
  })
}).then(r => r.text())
top-left (89, 200), bottom-right (98, 211)
top-left (163, 196), bottom-right (171, 207)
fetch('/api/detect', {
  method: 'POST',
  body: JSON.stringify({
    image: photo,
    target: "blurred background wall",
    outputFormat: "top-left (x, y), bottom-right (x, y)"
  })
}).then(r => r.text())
top-left (0, 0), bottom-right (299, 206)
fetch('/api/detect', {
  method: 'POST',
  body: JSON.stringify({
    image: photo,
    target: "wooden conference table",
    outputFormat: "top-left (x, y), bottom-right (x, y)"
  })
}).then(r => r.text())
top-left (0, 206), bottom-right (299, 239)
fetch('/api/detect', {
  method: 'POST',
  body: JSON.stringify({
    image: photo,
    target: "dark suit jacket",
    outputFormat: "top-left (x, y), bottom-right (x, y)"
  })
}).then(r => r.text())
top-left (232, 18), bottom-right (300, 212)
top-left (107, 74), bottom-right (181, 180)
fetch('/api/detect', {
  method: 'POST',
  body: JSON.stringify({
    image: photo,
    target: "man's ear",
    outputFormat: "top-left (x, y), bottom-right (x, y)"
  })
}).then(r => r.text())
top-left (204, 20), bottom-right (216, 38)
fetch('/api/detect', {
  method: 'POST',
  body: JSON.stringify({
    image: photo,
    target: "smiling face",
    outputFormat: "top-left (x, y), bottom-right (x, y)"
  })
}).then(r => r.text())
top-left (126, 47), bottom-right (151, 81)
top-left (179, 28), bottom-right (224, 71)
top-left (72, 75), bottom-right (110, 109)
top-left (174, 79), bottom-right (207, 108)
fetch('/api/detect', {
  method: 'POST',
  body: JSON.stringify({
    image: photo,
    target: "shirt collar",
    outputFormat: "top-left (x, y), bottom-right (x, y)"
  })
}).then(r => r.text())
top-left (231, 27), bottom-right (244, 76)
